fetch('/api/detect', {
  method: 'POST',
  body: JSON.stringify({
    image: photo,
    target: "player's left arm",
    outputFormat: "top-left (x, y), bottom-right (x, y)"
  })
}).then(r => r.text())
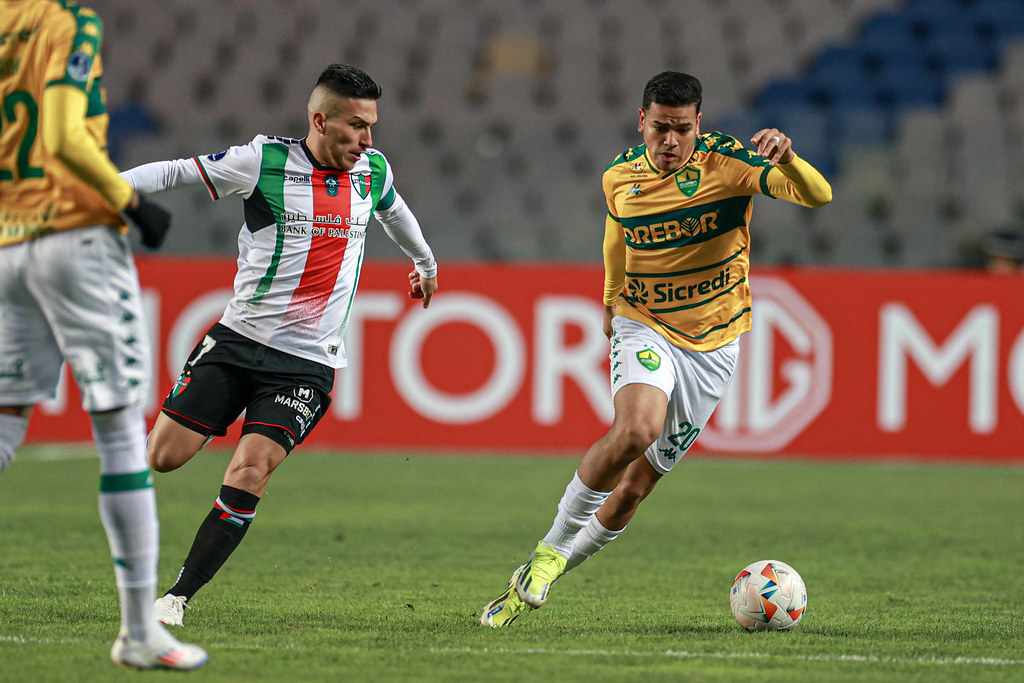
top-left (751, 128), bottom-right (832, 208)
top-left (40, 9), bottom-right (133, 212)
top-left (374, 190), bottom-right (438, 308)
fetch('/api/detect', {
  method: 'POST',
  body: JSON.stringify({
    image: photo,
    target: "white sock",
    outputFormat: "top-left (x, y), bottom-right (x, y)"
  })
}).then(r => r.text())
top-left (565, 516), bottom-right (624, 573)
top-left (542, 471), bottom-right (611, 557)
top-left (91, 406), bottom-right (160, 642)
top-left (0, 411), bottom-right (28, 472)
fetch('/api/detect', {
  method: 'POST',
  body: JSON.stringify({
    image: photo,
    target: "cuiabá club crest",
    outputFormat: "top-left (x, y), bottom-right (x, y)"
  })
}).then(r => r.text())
top-left (675, 166), bottom-right (700, 197)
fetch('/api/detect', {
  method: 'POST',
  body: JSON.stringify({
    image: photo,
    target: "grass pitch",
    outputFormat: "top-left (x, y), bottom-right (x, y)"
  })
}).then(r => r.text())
top-left (1, 446), bottom-right (1022, 682)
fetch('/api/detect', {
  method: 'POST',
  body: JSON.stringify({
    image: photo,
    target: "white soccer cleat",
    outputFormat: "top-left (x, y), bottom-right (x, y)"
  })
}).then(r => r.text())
top-left (110, 624), bottom-right (209, 670)
top-left (154, 594), bottom-right (189, 627)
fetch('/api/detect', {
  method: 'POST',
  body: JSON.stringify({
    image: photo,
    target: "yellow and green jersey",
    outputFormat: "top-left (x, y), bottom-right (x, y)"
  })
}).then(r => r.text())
top-left (603, 131), bottom-right (831, 351)
top-left (0, 0), bottom-right (125, 247)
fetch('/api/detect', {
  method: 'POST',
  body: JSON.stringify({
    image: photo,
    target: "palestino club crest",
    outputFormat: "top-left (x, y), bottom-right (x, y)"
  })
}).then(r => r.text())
top-left (352, 172), bottom-right (371, 199)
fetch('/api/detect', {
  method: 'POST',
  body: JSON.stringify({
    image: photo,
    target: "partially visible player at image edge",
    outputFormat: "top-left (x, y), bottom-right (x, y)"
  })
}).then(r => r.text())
top-left (0, 0), bottom-right (207, 669)
top-left (118, 63), bottom-right (438, 628)
top-left (481, 71), bottom-right (831, 627)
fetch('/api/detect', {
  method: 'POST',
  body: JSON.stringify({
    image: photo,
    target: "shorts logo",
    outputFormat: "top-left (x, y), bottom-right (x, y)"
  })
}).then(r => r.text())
top-left (675, 166), bottom-right (700, 197)
top-left (170, 371), bottom-right (191, 397)
top-left (325, 174), bottom-right (340, 197)
top-left (293, 386), bottom-right (314, 403)
top-left (637, 349), bottom-right (661, 371)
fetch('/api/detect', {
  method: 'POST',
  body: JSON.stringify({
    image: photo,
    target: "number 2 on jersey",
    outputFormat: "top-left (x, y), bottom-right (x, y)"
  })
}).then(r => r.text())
top-left (1, 90), bottom-right (44, 181)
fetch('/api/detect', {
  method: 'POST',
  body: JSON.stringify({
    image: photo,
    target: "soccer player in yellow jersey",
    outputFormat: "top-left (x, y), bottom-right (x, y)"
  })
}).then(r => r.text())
top-left (0, 0), bottom-right (206, 669)
top-left (482, 71), bottom-right (832, 627)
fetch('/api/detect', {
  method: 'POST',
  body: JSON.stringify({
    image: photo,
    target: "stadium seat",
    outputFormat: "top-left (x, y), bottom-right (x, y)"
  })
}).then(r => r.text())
top-left (756, 80), bottom-right (814, 109)
top-left (858, 13), bottom-right (923, 55)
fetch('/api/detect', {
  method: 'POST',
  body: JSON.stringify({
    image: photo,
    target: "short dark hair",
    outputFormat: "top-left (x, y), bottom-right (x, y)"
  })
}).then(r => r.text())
top-left (316, 64), bottom-right (382, 100)
top-left (642, 71), bottom-right (702, 112)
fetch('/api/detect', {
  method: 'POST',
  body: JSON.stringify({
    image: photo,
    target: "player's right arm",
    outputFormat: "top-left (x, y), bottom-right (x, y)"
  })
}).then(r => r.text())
top-left (119, 158), bottom-right (208, 193)
top-left (120, 142), bottom-right (262, 199)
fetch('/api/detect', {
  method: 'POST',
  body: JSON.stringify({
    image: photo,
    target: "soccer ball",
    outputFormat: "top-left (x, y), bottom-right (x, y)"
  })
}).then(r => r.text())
top-left (729, 559), bottom-right (807, 632)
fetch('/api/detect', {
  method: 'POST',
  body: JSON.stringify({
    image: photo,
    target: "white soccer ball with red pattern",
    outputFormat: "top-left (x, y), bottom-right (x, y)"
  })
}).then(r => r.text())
top-left (729, 559), bottom-right (807, 632)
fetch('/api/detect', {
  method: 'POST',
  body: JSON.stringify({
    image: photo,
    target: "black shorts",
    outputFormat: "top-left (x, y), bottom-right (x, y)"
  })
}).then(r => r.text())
top-left (162, 323), bottom-right (334, 453)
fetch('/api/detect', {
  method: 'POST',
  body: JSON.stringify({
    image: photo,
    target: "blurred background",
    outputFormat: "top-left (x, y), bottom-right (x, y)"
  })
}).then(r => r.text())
top-left (97, 0), bottom-right (1024, 269)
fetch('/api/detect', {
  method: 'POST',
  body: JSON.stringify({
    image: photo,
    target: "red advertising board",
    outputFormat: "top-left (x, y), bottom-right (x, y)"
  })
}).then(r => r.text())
top-left (23, 258), bottom-right (1024, 463)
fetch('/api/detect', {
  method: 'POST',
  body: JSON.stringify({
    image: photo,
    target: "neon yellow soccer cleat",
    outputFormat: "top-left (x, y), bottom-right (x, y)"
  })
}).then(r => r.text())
top-left (515, 541), bottom-right (567, 608)
top-left (480, 566), bottom-right (533, 628)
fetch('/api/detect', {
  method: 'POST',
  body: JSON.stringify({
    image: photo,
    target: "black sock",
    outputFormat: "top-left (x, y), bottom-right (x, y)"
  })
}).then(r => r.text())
top-left (168, 485), bottom-right (260, 601)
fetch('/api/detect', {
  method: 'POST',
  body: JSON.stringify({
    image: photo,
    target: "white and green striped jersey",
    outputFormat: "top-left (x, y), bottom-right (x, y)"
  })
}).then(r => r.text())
top-left (121, 135), bottom-right (436, 369)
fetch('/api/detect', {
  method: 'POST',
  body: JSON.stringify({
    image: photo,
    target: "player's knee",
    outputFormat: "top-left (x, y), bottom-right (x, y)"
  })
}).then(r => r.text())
top-left (610, 420), bottom-right (661, 454)
top-left (147, 440), bottom-right (188, 473)
top-left (224, 458), bottom-right (272, 493)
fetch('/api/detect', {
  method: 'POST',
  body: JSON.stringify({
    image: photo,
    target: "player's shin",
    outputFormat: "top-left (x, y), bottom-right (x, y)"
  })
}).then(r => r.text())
top-left (541, 471), bottom-right (611, 557)
top-left (167, 485), bottom-right (259, 601)
top-left (564, 516), bottom-right (625, 573)
top-left (92, 406), bottom-right (161, 642)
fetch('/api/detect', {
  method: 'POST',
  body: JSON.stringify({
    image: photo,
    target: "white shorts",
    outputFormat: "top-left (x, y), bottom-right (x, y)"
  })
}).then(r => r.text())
top-left (0, 226), bottom-right (150, 412)
top-left (611, 316), bottom-right (739, 474)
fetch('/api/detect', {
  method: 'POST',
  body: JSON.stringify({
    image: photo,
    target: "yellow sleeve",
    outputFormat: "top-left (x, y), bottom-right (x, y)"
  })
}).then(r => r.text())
top-left (42, 84), bottom-right (133, 211)
top-left (603, 214), bottom-right (626, 307)
top-left (763, 154), bottom-right (832, 208)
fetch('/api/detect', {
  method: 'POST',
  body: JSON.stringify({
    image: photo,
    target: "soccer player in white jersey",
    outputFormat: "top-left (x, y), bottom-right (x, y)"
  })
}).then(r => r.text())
top-left (119, 64), bottom-right (438, 627)
top-left (481, 71), bottom-right (831, 627)
top-left (0, 0), bottom-right (207, 669)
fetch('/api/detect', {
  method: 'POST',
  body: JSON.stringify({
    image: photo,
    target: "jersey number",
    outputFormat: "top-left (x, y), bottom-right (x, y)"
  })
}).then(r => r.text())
top-left (0, 91), bottom-right (44, 181)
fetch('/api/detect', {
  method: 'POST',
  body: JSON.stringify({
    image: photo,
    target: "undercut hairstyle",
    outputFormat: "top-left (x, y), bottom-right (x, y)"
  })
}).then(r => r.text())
top-left (642, 71), bottom-right (702, 113)
top-left (315, 64), bottom-right (383, 101)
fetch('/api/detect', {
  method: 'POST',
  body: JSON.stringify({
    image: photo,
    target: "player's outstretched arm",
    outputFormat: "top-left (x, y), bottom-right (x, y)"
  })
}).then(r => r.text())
top-left (752, 128), bottom-right (833, 208)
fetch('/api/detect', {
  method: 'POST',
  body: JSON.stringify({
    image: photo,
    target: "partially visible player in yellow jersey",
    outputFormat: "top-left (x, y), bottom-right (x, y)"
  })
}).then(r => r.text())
top-left (0, 0), bottom-right (205, 669)
top-left (602, 100), bottom-right (830, 349)
top-left (481, 71), bottom-right (831, 627)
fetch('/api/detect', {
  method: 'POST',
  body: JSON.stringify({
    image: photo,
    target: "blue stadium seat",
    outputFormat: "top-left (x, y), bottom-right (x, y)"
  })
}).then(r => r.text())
top-left (874, 59), bottom-right (944, 108)
top-left (808, 46), bottom-right (873, 107)
top-left (925, 36), bottom-right (998, 75)
top-left (756, 79), bottom-right (814, 109)
top-left (810, 45), bottom-right (869, 80)
top-left (858, 13), bottom-right (923, 55)
top-left (974, 0), bottom-right (1024, 47)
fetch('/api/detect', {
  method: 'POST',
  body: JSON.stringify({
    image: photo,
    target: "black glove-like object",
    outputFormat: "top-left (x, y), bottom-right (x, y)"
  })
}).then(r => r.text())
top-left (122, 194), bottom-right (171, 249)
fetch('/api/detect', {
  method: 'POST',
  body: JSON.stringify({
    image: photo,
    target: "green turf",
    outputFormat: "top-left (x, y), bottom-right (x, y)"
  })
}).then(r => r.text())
top-left (1, 446), bottom-right (1022, 682)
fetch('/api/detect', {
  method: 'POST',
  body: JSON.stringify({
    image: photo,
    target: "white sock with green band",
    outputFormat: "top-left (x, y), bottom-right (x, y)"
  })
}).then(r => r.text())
top-left (542, 471), bottom-right (611, 557)
top-left (92, 406), bottom-right (160, 642)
